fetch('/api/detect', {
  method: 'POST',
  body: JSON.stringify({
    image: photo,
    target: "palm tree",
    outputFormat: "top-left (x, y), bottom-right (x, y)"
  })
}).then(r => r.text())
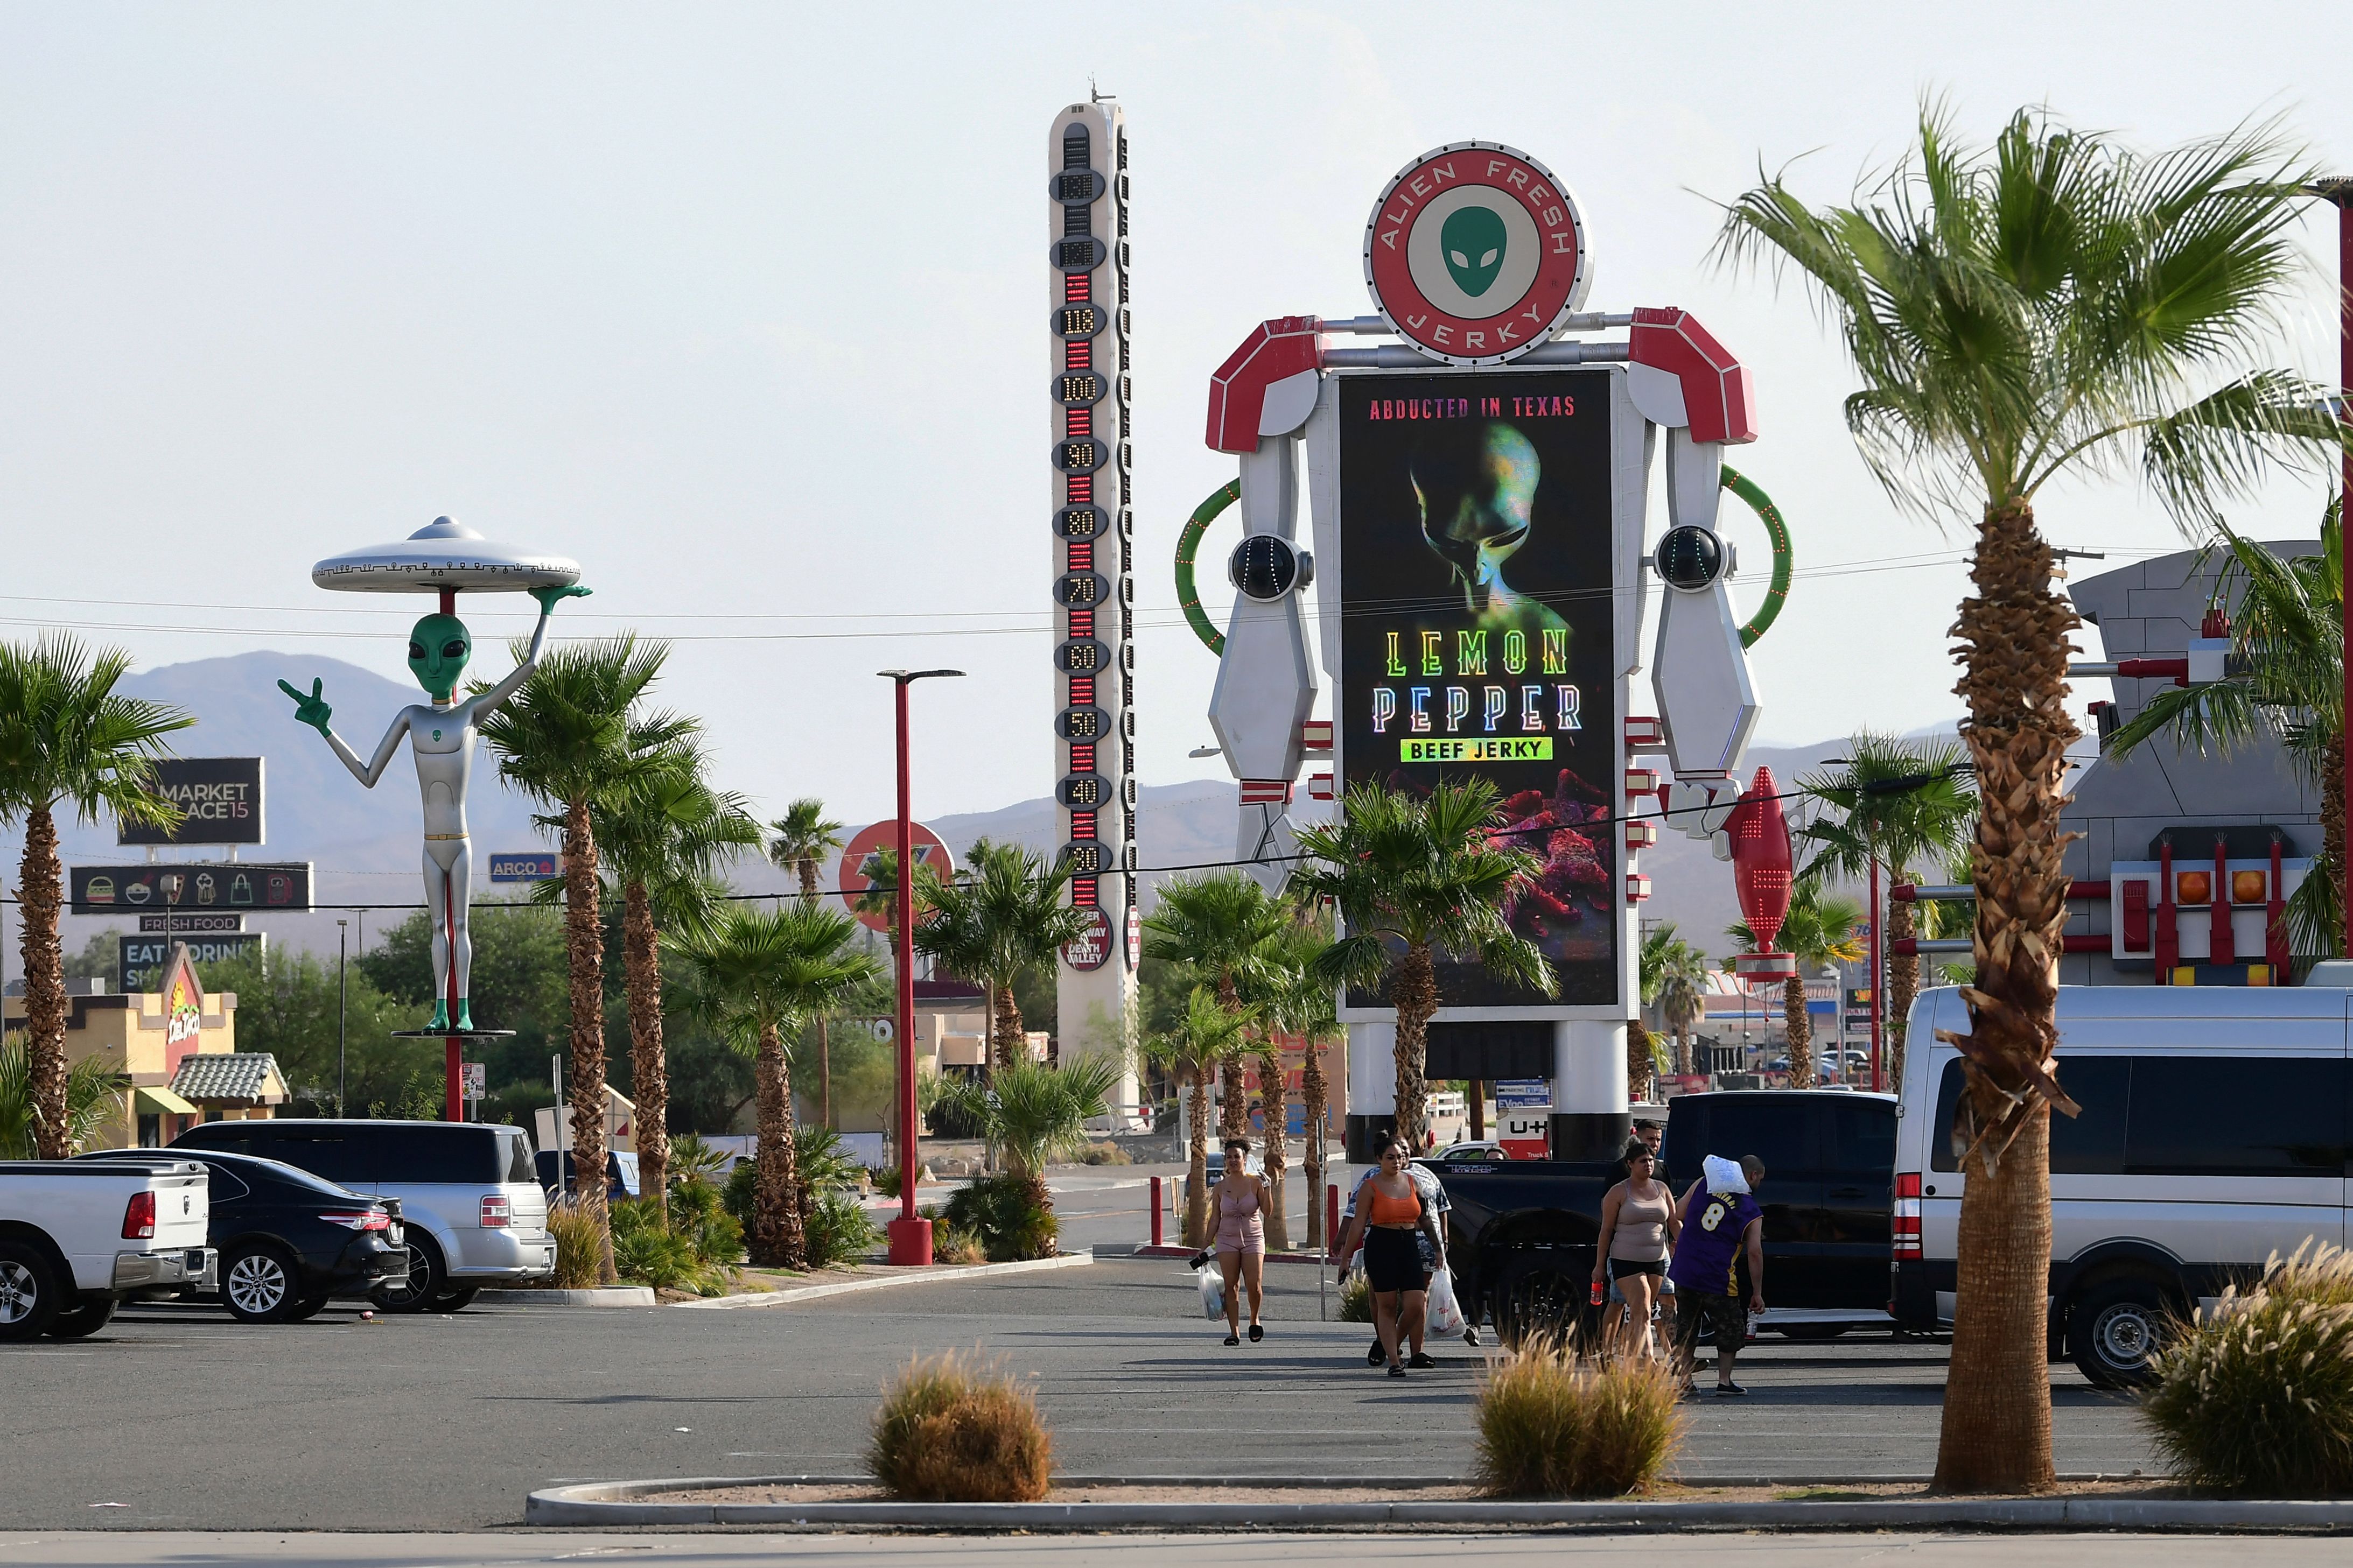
top-left (1142, 987), bottom-right (1249, 1247)
top-left (1797, 734), bottom-right (1978, 1088)
top-left (479, 634), bottom-right (683, 1265)
top-left (2107, 508), bottom-right (2344, 958)
top-left (1290, 780), bottom-right (1552, 1150)
top-left (1633, 923), bottom-right (1694, 1101)
top-left (0, 636), bottom-right (190, 1158)
top-left (768, 797), bottom-right (846, 1125)
top-left (915, 840), bottom-right (1093, 1074)
top-left (1142, 874), bottom-right (1288, 1142)
top-left (0, 1033), bottom-right (126, 1158)
top-left (769, 798), bottom-right (844, 903)
top-left (667, 902), bottom-right (883, 1268)
top-left (580, 737), bottom-right (761, 1221)
top-left (939, 1054), bottom-right (1124, 1244)
top-left (1719, 106), bottom-right (2349, 1491)
top-left (1648, 933), bottom-right (1710, 1077)
top-left (1262, 931), bottom-right (1343, 1251)
top-left (1728, 885), bottom-right (1866, 1087)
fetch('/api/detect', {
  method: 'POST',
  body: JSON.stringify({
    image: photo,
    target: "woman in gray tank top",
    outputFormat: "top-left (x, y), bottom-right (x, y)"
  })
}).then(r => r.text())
top-left (1591, 1138), bottom-right (1680, 1360)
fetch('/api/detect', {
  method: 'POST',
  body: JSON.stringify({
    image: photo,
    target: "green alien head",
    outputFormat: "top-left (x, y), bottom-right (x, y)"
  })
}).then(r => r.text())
top-left (408, 613), bottom-right (472, 703)
top-left (1440, 205), bottom-right (1508, 298)
top-left (1411, 421), bottom-right (1540, 609)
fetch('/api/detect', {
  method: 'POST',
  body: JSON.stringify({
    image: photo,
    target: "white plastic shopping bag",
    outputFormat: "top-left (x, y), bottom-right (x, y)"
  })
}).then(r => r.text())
top-left (1424, 1267), bottom-right (1467, 1337)
top-left (1197, 1264), bottom-right (1225, 1320)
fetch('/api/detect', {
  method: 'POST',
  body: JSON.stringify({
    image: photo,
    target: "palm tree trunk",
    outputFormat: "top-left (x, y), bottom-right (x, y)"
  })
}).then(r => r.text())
top-left (621, 881), bottom-right (668, 1227)
top-left (1782, 972), bottom-right (1812, 1086)
top-left (1183, 1070), bottom-right (1213, 1247)
top-left (19, 806), bottom-right (67, 1161)
top-left (749, 1017), bottom-right (807, 1268)
top-left (992, 982), bottom-right (1025, 1073)
top-left (1935, 498), bottom-right (2072, 1495)
top-left (1390, 941), bottom-right (1437, 1151)
top-left (1214, 972), bottom-right (1249, 1140)
top-left (1887, 895), bottom-right (1920, 1089)
top-left (815, 1016), bottom-right (832, 1130)
top-left (1255, 1046), bottom-right (1291, 1252)
top-left (559, 797), bottom-right (615, 1282)
top-left (1300, 1040), bottom-right (1329, 1252)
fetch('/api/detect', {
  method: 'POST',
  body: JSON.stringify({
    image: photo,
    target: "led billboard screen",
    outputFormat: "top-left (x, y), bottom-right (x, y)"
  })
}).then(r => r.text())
top-left (1336, 368), bottom-right (1618, 1010)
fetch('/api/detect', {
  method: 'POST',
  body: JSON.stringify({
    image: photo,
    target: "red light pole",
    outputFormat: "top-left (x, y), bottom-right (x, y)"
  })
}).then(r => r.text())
top-left (2324, 184), bottom-right (2353, 960)
top-left (880, 667), bottom-right (962, 1267)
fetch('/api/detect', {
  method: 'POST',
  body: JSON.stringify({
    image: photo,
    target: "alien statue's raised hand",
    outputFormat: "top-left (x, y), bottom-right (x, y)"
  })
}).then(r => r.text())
top-left (277, 677), bottom-right (333, 736)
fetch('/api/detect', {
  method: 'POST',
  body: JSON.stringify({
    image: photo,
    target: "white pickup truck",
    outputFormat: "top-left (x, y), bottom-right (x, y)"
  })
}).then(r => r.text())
top-left (0, 1158), bottom-right (216, 1341)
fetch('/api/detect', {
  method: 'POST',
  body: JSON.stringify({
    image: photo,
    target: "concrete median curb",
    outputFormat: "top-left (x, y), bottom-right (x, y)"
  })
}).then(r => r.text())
top-left (670, 1249), bottom-right (1094, 1309)
top-left (523, 1475), bottom-right (2353, 1532)
top-left (477, 1286), bottom-right (658, 1306)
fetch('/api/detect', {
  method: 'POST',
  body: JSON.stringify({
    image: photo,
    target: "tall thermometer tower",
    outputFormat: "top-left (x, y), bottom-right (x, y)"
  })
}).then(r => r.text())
top-left (1048, 97), bottom-right (1140, 1118)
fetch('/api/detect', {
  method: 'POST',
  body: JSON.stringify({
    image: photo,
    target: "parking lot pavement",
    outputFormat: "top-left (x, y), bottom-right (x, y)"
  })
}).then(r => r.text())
top-left (0, 1536), bottom-right (2336, 1568)
top-left (0, 1257), bottom-right (2150, 1532)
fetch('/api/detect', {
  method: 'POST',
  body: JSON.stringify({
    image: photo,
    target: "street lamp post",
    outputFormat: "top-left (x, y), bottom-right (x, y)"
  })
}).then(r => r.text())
top-left (336, 919), bottom-right (349, 1117)
top-left (880, 667), bottom-right (964, 1268)
top-left (2319, 182), bottom-right (2353, 960)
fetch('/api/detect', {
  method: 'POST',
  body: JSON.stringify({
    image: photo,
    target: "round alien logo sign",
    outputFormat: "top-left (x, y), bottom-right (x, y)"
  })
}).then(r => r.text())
top-left (1362, 142), bottom-right (1591, 367)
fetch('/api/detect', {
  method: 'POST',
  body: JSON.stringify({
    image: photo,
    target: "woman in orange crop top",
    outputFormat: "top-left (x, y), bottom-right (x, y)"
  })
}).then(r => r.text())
top-left (1334, 1137), bottom-right (1448, 1378)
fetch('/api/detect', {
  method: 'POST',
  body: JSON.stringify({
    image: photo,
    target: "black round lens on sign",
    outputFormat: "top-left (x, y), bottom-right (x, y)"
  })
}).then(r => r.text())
top-left (1228, 535), bottom-right (1300, 602)
top-left (1654, 525), bottom-right (1725, 592)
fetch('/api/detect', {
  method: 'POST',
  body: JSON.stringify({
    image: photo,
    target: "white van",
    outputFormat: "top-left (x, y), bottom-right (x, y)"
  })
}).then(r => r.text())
top-left (1893, 984), bottom-right (2349, 1388)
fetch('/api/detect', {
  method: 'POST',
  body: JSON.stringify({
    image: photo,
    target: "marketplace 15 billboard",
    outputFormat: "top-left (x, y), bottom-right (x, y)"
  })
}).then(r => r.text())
top-left (118, 758), bottom-right (263, 846)
top-left (1336, 369), bottom-right (1618, 1010)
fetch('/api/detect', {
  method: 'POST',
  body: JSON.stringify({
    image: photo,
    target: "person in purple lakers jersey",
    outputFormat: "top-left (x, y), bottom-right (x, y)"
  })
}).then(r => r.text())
top-left (1667, 1155), bottom-right (1767, 1397)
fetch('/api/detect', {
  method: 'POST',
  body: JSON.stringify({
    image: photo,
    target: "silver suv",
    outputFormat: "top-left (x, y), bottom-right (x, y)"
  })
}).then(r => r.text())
top-left (173, 1119), bottom-right (555, 1311)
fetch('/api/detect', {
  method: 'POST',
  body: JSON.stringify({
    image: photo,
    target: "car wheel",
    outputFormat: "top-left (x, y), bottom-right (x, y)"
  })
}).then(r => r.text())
top-left (2070, 1278), bottom-right (2174, 1388)
top-left (285, 1293), bottom-right (330, 1322)
top-left (430, 1285), bottom-right (481, 1313)
top-left (0, 1242), bottom-right (61, 1342)
top-left (221, 1244), bottom-right (302, 1324)
top-left (1496, 1253), bottom-right (1591, 1348)
top-left (371, 1237), bottom-right (444, 1314)
top-left (45, 1296), bottom-right (118, 1339)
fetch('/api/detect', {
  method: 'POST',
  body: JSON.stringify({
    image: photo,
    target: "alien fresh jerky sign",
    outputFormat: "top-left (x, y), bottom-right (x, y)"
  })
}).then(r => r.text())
top-left (1335, 369), bottom-right (1619, 1009)
top-left (1363, 142), bottom-right (1589, 367)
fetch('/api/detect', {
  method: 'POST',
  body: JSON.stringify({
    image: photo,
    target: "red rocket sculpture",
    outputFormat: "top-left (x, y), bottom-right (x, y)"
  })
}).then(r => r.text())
top-left (1726, 765), bottom-right (1797, 985)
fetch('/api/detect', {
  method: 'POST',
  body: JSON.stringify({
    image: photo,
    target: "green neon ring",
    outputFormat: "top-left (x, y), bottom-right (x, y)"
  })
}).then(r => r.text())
top-left (1173, 465), bottom-right (1792, 656)
top-left (1174, 479), bottom-right (1241, 654)
top-left (1720, 463), bottom-right (1792, 648)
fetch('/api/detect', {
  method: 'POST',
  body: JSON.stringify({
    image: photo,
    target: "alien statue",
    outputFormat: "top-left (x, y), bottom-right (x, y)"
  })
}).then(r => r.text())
top-left (277, 582), bottom-right (590, 1031)
top-left (1410, 420), bottom-right (1571, 636)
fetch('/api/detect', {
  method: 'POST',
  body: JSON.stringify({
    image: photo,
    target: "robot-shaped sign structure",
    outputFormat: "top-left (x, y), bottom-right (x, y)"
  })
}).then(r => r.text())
top-left (281, 517), bottom-right (589, 1050)
top-left (1185, 142), bottom-right (1796, 1152)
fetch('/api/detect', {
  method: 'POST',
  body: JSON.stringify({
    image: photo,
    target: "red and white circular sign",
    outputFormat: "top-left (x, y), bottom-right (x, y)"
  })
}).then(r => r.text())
top-left (1061, 908), bottom-right (1112, 972)
top-left (837, 820), bottom-right (951, 933)
top-left (1362, 142), bottom-right (1589, 367)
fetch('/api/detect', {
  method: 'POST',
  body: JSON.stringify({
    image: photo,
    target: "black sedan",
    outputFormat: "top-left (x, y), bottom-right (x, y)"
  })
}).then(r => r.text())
top-left (74, 1149), bottom-right (407, 1323)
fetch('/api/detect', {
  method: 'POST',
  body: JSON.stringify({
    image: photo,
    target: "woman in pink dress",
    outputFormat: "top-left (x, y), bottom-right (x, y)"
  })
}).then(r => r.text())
top-left (1213, 1137), bottom-right (1270, 1344)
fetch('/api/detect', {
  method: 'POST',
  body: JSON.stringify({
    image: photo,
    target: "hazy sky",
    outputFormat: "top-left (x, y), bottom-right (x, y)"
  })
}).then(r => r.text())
top-left (4, 2), bottom-right (2349, 837)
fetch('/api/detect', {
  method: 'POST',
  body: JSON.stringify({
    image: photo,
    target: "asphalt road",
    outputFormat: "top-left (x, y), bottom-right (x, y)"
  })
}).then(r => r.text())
top-left (0, 1252), bottom-right (2152, 1532)
top-left (0, 1536), bottom-right (2339, 1568)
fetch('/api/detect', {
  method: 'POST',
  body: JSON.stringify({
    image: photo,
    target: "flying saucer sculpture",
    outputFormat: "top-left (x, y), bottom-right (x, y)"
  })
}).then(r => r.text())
top-left (280, 518), bottom-right (589, 1076)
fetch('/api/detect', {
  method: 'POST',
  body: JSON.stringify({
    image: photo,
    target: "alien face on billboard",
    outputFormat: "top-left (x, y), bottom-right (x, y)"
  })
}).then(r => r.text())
top-left (408, 613), bottom-right (472, 703)
top-left (1411, 421), bottom-right (1570, 635)
top-left (1440, 206), bottom-right (1508, 298)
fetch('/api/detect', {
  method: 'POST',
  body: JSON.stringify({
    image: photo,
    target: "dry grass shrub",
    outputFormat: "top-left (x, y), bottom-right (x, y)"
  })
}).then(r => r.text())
top-left (1473, 1333), bottom-right (1684, 1498)
top-left (867, 1351), bottom-right (1053, 1502)
top-left (2143, 1239), bottom-right (2353, 1496)
top-left (547, 1201), bottom-right (605, 1290)
top-left (1336, 1268), bottom-right (1372, 1323)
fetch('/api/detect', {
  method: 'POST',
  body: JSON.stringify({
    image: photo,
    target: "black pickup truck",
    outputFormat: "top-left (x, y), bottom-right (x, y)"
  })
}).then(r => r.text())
top-left (1432, 1090), bottom-right (1898, 1338)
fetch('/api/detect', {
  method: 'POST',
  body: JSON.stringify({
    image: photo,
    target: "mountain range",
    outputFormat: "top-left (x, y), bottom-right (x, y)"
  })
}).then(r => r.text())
top-left (13, 649), bottom-right (1959, 974)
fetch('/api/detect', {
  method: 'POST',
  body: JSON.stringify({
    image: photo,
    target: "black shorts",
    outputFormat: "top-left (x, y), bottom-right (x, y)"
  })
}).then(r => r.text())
top-left (1609, 1257), bottom-right (1665, 1282)
top-left (1362, 1227), bottom-right (1427, 1295)
top-left (1672, 1289), bottom-right (1746, 1355)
